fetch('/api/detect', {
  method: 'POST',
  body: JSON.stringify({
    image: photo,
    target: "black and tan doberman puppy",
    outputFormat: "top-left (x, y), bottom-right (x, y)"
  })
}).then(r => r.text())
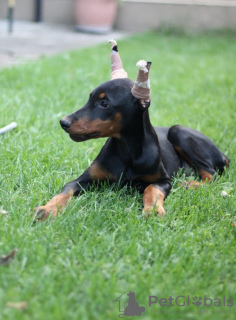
top-left (34, 76), bottom-right (229, 221)
top-left (34, 42), bottom-right (230, 221)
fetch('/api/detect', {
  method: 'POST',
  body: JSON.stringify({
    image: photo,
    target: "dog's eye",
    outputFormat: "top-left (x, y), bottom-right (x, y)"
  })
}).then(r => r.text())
top-left (100, 100), bottom-right (108, 108)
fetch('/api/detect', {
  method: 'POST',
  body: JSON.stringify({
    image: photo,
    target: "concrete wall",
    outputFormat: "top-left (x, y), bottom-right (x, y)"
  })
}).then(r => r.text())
top-left (0, 0), bottom-right (34, 20)
top-left (0, 0), bottom-right (236, 31)
top-left (0, 0), bottom-right (74, 24)
top-left (115, 0), bottom-right (236, 32)
top-left (43, 0), bottom-right (74, 25)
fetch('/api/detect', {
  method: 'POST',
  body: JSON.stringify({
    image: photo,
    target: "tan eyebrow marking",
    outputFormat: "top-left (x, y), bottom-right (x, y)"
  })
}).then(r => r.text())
top-left (99, 92), bottom-right (106, 99)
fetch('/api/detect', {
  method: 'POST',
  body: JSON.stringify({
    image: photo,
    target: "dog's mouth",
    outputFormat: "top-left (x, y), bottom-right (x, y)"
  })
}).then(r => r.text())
top-left (69, 132), bottom-right (100, 142)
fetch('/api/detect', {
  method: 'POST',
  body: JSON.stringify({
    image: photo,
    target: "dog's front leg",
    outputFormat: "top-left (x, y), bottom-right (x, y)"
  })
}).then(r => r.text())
top-left (33, 191), bottom-right (74, 221)
top-left (34, 170), bottom-right (92, 221)
top-left (143, 181), bottom-right (171, 218)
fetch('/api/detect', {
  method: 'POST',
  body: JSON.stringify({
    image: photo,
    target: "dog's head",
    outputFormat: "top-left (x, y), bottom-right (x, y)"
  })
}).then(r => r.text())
top-left (60, 78), bottom-right (148, 142)
top-left (60, 40), bottom-right (152, 142)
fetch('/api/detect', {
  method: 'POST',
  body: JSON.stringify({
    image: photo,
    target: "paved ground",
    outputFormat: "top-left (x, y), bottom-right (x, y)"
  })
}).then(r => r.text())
top-left (0, 20), bottom-right (129, 69)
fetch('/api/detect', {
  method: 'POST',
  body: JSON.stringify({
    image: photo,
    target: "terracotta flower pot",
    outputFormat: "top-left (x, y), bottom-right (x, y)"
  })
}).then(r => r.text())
top-left (74, 0), bottom-right (118, 34)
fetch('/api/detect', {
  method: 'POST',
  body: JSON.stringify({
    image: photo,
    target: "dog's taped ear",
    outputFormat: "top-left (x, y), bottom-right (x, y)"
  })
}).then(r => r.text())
top-left (131, 60), bottom-right (152, 109)
top-left (108, 39), bottom-right (128, 80)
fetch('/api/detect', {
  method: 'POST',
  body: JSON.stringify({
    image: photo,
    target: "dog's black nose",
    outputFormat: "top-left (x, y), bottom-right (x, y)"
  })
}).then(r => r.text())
top-left (60, 118), bottom-right (72, 131)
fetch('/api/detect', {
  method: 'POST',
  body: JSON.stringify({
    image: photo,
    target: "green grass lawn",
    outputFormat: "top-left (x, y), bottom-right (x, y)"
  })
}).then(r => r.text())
top-left (0, 30), bottom-right (236, 320)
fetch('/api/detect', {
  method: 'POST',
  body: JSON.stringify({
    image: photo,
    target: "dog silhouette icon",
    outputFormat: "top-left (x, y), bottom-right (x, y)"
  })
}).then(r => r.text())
top-left (124, 291), bottom-right (145, 316)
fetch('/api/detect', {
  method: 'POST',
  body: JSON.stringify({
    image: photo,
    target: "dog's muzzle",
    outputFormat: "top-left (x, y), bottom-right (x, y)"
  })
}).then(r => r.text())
top-left (60, 118), bottom-right (72, 131)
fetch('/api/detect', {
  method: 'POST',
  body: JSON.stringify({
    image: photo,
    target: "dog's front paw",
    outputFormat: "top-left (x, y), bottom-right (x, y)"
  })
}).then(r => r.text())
top-left (143, 205), bottom-right (166, 219)
top-left (33, 205), bottom-right (58, 222)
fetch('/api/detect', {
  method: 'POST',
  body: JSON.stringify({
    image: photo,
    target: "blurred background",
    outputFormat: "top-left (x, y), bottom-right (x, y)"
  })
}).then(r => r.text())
top-left (0, 0), bottom-right (236, 68)
top-left (0, 0), bottom-right (236, 33)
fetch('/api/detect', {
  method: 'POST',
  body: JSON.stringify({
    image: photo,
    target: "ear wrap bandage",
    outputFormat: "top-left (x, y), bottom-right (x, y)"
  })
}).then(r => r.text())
top-left (108, 39), bottom-right (128, 80)
top-left (131, 60), bottom-right (152, 106)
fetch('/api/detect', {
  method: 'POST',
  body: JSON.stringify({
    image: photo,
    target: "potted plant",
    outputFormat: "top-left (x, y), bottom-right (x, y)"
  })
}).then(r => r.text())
top-left (74, 0), bottom-right (118, 34)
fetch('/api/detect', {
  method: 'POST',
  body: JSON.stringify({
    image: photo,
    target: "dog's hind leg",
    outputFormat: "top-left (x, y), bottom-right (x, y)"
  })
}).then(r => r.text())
top-left (168, 125), bottom-right (230, 189)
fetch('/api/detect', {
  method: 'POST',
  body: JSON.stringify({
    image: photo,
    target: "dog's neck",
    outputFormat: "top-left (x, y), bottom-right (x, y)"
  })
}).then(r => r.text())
top-left (112, 109), bottom-right (161, 171)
